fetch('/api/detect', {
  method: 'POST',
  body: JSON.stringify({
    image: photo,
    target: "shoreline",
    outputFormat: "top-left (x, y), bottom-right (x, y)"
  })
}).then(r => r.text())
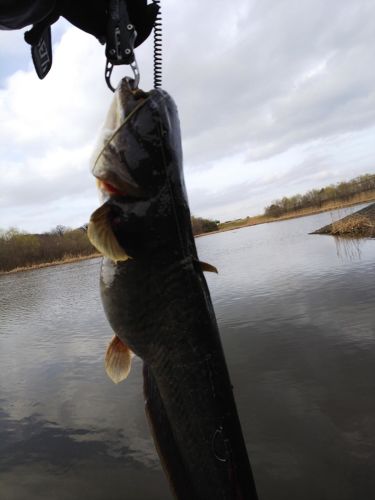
top-left (2, 194), bottom-right (375, 275)
top-left (196, 194), bottom-right (375, 237)
top-left (0, 253), bottom-right (101, 276)
top-left (312, 202), bottom-right (375, 238)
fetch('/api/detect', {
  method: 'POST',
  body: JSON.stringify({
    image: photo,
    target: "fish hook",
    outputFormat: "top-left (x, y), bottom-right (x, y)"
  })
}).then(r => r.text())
top-left (212, 426), bottom-right (230, 463)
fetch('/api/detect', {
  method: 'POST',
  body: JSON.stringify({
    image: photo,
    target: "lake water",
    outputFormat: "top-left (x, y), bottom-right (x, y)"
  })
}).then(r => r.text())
top-left (0, 206), bottom-right (374, 500)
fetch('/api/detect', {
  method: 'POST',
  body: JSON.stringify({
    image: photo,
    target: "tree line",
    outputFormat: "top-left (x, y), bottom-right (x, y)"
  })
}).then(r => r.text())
top-left (0, 216), bottom-right (219, 273)
top-left (264, 173), bottom-right (375, 218)
top-left (0, 225), bottom-right (96, 273)
top-left (191, 216), bottom-right (219, 235)
top-left (2, 170), bottom-right (374, 273)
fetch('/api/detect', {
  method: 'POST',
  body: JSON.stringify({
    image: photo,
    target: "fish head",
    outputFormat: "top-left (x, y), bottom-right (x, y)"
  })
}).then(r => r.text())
top-left (88, 79), bottom-right (195, 262)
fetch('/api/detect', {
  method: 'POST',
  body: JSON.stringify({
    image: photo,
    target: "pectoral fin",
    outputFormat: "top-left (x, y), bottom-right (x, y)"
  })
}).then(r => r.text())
top-left (88, 203), bottom-right (129, 262)
top-left (105, 335), bottom-right (134, 384)
top-left (199, 261), bottom-right (218, 273)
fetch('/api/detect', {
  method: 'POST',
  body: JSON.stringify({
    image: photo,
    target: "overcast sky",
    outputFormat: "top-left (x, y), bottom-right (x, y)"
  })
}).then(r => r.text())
top-left (1, 0), bottom-right (375, 233)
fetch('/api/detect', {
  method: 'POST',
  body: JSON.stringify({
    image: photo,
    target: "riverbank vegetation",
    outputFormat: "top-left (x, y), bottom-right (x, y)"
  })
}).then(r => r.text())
top-left (330, 215), bottom-right (375, 237)
top-left (191, 216), bottom-right (219, 235)
top-left (264, 174), bottom-right (375, 217)
top-left (2, 173), bottom-right (374, 274)
top-left (0, 226), bottom-right (98, 274)
top-left (312, 203), bottom-right (375, 238)
top-left (219, 173), bottom-right (375, 232)
top-left (0, 217), bottom-right (219, 274)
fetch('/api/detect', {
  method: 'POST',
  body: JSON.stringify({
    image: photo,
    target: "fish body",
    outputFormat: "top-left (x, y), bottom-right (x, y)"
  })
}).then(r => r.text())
top-left (89, 80), bottom-right (258, 499)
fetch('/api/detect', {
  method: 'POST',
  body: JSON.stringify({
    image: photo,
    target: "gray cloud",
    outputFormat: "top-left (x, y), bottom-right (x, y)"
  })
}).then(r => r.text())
top-left (164, 0), bottom-right (375, 164)
top-left (188, 141), bottom-right (375, 221)
top-left (1, 0), bottom-right (375, 231)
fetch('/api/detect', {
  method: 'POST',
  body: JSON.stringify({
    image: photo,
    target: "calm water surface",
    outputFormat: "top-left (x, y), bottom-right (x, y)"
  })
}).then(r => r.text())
top-left (1, 207), bottom-right (374, 499)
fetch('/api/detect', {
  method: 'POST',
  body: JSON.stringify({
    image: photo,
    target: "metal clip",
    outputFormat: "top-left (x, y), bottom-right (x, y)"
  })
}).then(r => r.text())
top-left (105, 57), bottom-right (140, 92)
top-left (105, 0), bottom-right (140, 92)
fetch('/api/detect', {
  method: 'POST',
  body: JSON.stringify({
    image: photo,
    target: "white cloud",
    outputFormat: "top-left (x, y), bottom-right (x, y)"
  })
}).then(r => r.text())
top-left (0, 26), bottom-right (114, 231)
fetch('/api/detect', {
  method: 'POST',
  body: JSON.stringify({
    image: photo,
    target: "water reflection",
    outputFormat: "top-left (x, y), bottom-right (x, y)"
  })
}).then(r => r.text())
top-left (0, 260), bottom-right (172, 499)
top-left (1, 206), bottom-right (375, 499)
top-left (333, 235), bottom-right (364, 261)
top-left (0, 409), bottom-right (114, 472)
top-left (0, 409), bottom-right (169, 500)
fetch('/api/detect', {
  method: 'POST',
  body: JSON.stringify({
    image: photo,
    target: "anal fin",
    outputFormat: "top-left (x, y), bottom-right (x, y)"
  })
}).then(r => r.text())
top-left (105, 335), bottom-right (133, 384)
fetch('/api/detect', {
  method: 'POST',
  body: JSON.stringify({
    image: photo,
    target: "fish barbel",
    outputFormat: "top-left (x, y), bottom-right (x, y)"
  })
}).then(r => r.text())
top-left (88, 79), bottom-right (258, 500)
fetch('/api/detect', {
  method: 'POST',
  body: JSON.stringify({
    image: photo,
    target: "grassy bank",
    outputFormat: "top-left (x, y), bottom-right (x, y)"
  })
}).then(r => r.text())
top-left (213, 190), bottom-right (375, 235)
top-left (330, 215), bottom-right (375, 237)
top-left (0, 253), bottom-right (100, 275)
top-left (312, 202), bottom-right (375, 238)
top-left (0, 226), bottom-right (98, 275)
top-left (3, 189), bottom-right (375, 274)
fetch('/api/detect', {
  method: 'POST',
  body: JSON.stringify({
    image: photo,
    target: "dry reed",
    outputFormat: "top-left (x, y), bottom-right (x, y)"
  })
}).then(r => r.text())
top-left (330, 215), bottom-right (375, 236)
top-left (1, 253), bottom-right (100, 275)
top-left (215, 191), bottom-right (375, 235)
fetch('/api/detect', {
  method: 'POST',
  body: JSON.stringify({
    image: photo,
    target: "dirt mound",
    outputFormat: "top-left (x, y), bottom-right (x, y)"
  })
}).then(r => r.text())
top-left (312, 203), bottom-right (375, 237)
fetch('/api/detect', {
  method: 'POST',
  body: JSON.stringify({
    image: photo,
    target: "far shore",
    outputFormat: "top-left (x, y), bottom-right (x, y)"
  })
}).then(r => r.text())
top-left (196, 192), bottom-right (375, 237)
top-left (2, 192), bottom-right (375, 275)
top-left (0, 253), bottom-right (101, 276)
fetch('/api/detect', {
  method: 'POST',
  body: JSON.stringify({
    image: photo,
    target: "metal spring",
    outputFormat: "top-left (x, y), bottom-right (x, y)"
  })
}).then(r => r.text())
top-left (153, 0), bottom-right (162, 88)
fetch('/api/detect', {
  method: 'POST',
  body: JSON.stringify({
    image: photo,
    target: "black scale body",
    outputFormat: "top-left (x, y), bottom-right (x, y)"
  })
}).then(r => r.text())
top-left (93, 82), bottom-right (258, 500)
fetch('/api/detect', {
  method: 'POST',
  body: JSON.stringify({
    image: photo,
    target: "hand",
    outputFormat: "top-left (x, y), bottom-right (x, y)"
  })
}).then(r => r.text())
top-left (0, 0), bottom-right (56, 30)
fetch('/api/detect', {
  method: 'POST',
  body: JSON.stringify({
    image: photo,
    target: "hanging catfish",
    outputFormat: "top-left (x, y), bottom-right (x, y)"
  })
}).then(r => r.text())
top-left (88, 79), bottom-right (258, 500)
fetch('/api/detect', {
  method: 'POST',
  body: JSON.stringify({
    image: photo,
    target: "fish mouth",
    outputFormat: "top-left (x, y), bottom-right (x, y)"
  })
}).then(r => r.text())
top-left (90, 166), bottom-right (150, 262)
top-left (92, 135), bottom-right (147, 201)
top-left (95, 173), bottom-right (145, 200)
